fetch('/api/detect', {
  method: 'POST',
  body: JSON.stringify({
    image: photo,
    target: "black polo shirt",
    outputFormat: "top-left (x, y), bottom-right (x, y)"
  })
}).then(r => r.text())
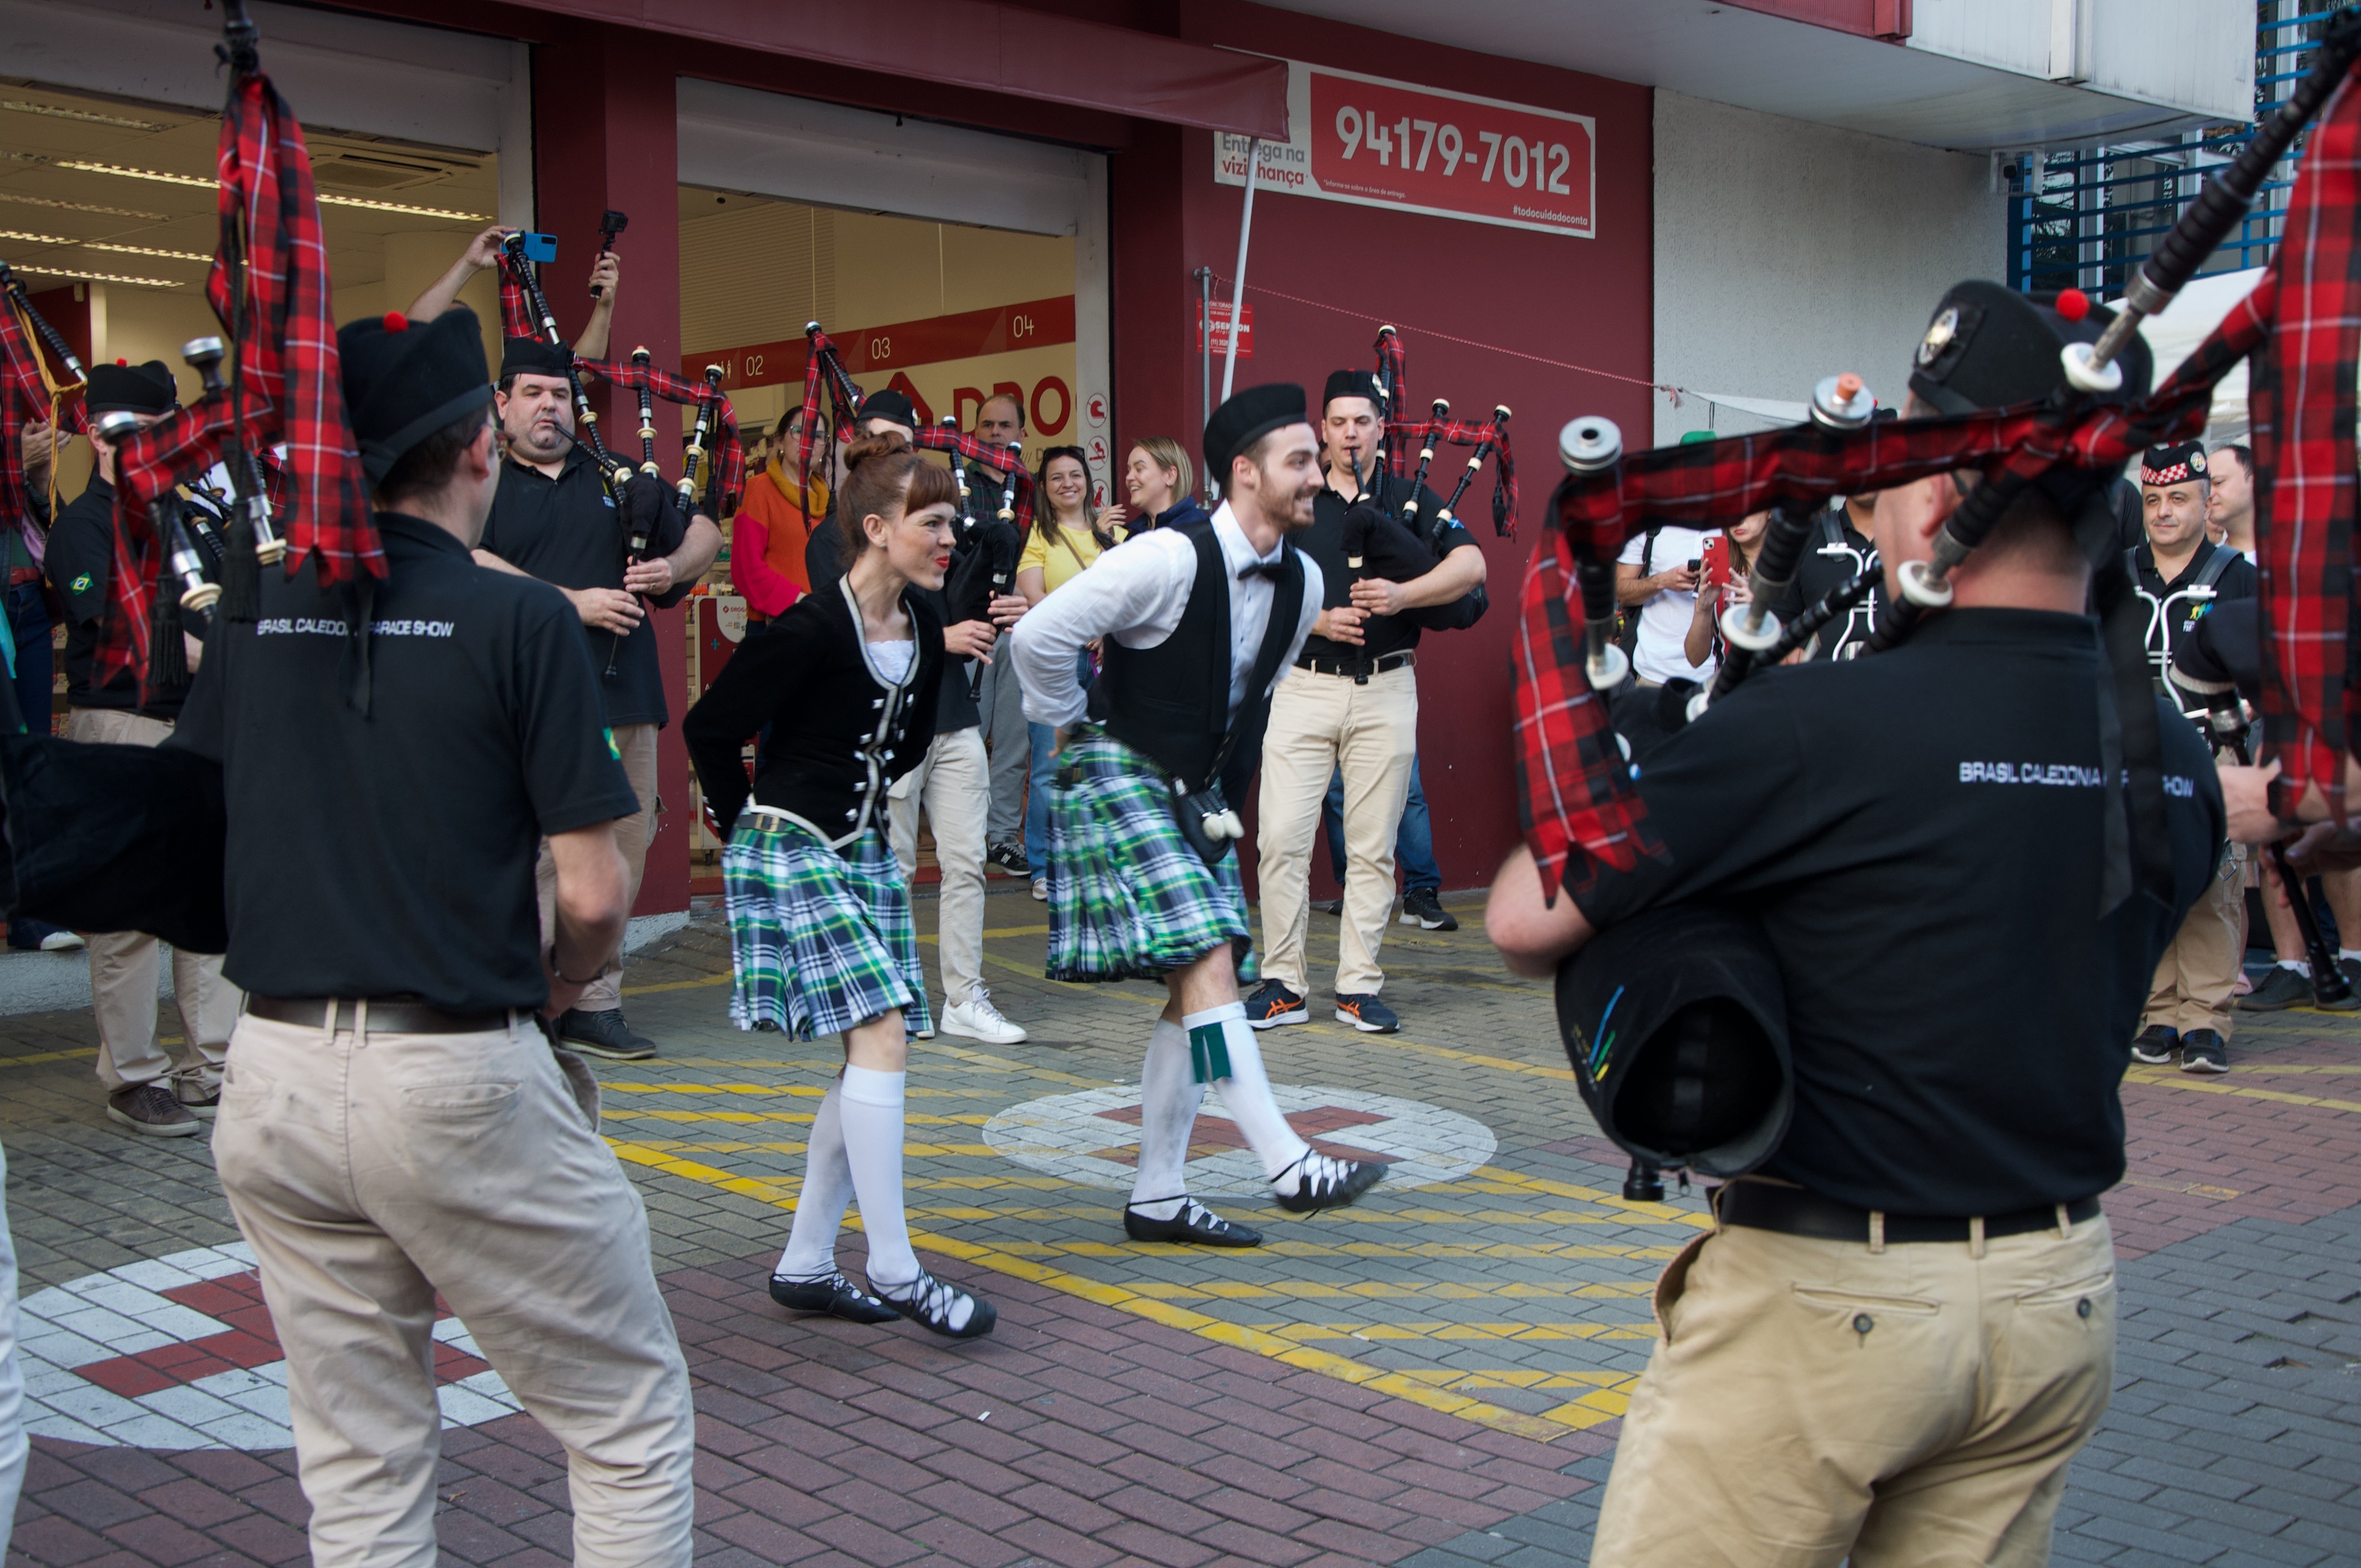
top-left (2133, 537), bottom-right (2256, 666)
top-left (1297, 472), bottom-right (1466, 666)
top-left (47, 475), bottom-right (181, 718)
top-left (1576, 608), bottom-right (2222, 1216)
top-left (482, 447), bottom-right (667, 728)
top-left (168, 512), bottom-right (639, 1012)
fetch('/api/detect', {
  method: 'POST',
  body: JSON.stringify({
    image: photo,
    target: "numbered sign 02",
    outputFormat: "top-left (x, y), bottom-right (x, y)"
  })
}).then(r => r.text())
top-left (1308, 68), bottom-right (1592, 236)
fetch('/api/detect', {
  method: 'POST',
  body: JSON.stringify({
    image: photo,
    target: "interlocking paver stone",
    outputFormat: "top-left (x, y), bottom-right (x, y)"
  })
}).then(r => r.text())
top-left (4, 898), bottom-right (2360, 1564)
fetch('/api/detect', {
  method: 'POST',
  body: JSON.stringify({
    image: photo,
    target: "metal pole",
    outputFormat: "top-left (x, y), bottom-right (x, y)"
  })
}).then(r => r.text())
top-left (1194, 264), bottom-right (1213, 499)
top-left (1221, 138), bottom-right (1259, 404)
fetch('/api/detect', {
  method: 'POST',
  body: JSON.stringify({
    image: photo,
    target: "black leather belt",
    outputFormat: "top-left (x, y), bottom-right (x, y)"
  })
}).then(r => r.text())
top-left (1296, 649), bottom-right (1416, 678)
top-left (1718, 1181), bottom-right (2101, 1245)
top-left (247, 995), bottom-right (514, 1034)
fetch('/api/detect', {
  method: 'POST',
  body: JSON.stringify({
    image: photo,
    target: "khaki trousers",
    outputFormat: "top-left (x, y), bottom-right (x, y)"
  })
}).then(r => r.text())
top-left (1257, 664), bottom-right (1418, 996)
top-left (214, 1010), bottom-right (695, 1568)
top-left (62, 707), bottom-right (240, 1091)
top-left (2144, 841), bottom-right (2245, 1039)
top-left (537, 721), bottom-right (658, 1013)
top-left (1592, 1208), bottom-right (2117, 1568)
top-left (889, 725), bottom-right (989, 1005)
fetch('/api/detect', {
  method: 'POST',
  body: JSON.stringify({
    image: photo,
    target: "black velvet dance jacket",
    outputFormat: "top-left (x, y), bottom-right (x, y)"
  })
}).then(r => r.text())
top-left (683, 576), bottom-right (943, 849)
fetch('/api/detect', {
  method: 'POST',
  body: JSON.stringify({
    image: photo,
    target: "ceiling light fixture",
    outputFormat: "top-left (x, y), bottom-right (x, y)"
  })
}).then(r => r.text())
top-left (0, 190), bottom-right (168, 221)
top-left (1, 100), bottom-right (172, 132)
top-left (8, 263), bottom-right (181, 289)
top-left (8, 152), bottom-right (489, 222)
top-left (0, 228), bottom-right (206, 262)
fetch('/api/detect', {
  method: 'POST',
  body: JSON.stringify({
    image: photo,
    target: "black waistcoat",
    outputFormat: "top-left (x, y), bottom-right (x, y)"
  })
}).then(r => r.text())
top-left (1087, 519), bottom-right (1304, 793)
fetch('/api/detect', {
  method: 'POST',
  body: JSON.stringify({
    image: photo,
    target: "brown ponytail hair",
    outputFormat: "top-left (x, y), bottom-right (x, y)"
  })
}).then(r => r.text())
top-left (835, 431), bottom-right (959, 554)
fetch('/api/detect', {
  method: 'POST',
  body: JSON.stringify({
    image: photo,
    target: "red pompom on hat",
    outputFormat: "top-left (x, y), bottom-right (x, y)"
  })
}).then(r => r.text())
top-left (115, 356), bottom-right (127, 366)
top-left (383, 311), bottom-right (409, 333)
top-left (2054, 287), bottom-right (2091, 323)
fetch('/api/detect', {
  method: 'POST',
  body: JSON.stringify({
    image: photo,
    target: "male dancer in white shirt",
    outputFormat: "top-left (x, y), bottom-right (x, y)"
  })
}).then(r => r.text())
top-left (1010, 384), bottom-right (1385, 1244)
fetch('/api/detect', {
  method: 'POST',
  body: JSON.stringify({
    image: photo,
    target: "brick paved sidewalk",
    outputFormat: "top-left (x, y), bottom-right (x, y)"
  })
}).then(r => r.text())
top-left (4, 892), bottom-right (2360, 1566)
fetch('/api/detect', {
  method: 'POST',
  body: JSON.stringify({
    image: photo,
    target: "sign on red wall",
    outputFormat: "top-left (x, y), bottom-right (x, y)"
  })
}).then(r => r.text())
top-left (1196, 301), bottom-right (1252, 359)
top-left (688, 296), bottom-right (1076, 391)
top-left (1216, 60), bottom-right (1595, 239)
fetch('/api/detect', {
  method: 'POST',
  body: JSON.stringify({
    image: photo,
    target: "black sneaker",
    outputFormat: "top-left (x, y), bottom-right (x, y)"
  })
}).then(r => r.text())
top-left (2238, 966), bottom-right (2315, 1012)
top-left (557, 1008), bottom-right (657, 1061)
top-left (2130, 1025), bottom-right (2179, 1065)
top-left (1334, 993), bottom-right (1400, 1033)
top-left (1123, 1197), bottom-right (1263, 1248)
top-left (2179, 1029), bottom-right (2229, 1075)
top-left (1310, 899), bottom-right (1343, 917)
top-left (107, 1083), bottom-right (201, 1138)
top-left (1244, 979), bottom-right (1308, 1029)
top-left (769, 1269), bottom-right (898, 1324)
top-left (1273, 1152), bottom-right (1385, 1213)
top-left (986, 843), bottom-right (1030, 878)
top-left (2311, 962), bottom-right (2359, 1009)
top-left (1398, 889), bottom-right (1457, 931)
top-left (2342, 956), bottom-right (2361, 996)
top-left (876, 1270), bottom-right (996, 1340)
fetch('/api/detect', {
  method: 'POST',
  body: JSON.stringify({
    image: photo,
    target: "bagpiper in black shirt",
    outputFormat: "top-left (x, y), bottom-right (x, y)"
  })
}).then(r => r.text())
top-left (1574, 608), bottom-right (2223, 1217)
top-left (47, 475), bottom-right (182, 718)
top-left (168, 511), bottom-right (640, 1013)
top-left (1296, 472), bottom-right (1467, 667)
top-left (482, 445), bottom-right (674, 729)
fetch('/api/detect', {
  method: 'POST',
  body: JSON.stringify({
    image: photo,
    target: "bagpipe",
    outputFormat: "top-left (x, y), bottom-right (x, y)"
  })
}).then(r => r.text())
top-left (1519, 6), bottom-right (2361, 913)
top-left (797, 320), bottom-right (1033, 635)
top-left (0, 259), bottom-right (90, 540)
top-left (1336, 326), bottom-right (1508, 634)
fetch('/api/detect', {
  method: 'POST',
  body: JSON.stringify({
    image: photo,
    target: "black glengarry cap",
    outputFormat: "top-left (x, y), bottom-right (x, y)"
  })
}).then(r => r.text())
top-left (2141, 440), bottom-right (2209, 487)
top-left (341, 308), bottom-right (495, 486)
top-left (86, 359), bottom-right (177, 416)
top-left (498, 334), bottom-right (571, 383)
top-left (1203, 382), bottom-right (1307, 482)
top-left (1323, 368), bottom-right (1384, 410)
top-left (859, 387), bottom-right (918, 430)
top-left (1908, 280), bottom-right (2153, 415)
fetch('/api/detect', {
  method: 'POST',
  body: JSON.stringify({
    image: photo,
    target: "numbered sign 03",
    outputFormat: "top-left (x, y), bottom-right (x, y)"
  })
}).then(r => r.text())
top-left (1216, 61), bottom-right (1596, 239)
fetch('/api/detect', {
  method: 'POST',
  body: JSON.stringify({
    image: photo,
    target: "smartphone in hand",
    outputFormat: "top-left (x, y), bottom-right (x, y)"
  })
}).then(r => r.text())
top-left (1701, 535), bottom-right (1730, 592)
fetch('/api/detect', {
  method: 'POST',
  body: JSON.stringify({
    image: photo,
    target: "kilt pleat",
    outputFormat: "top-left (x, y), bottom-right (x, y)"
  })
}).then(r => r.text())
top-left (1045, 732), bottom-right (1255, 984)
top-left (721, 817), bottom-right (929, 1039)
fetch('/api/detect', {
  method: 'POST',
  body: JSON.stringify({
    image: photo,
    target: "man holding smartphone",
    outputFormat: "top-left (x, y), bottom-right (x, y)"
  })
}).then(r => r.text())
top-left (1615, 522), bottom-right (1714, 685)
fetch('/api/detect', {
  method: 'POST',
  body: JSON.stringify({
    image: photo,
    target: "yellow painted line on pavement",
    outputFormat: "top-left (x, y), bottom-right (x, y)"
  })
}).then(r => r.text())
top-left (0, 1047), bottom-right (101, 1068)
top-left (1127, 1280), bottom-right (1652, 1305)
top-left (913, 1038), bottom-right (1111, 1088)
top-left (601, 1082), bottom-right (969, 1098)
top-left (611, 1140), bottom-right (1601, 1444)
top-left (2202, 1062), bottom-right (2361, 1074)
top-left (1259, 1321), bottom-right (1652, 1343)
top-left (622, 971), bottom-right (733, 996)
top-left (602, 1108), bottom-right (989, 1126)
top-left (606, 1136), bottom-right (995, 1157)
top-left (2124, 1064), bottom-right (2361, 1117)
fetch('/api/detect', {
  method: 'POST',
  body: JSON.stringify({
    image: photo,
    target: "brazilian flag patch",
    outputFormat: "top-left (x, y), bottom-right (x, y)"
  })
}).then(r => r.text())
top-left (1188, 1022), bottom-right (1232, 1086)
top-left (69, 574), bottom-right (91, 595)
top-left (604, 727), bottom-right (621, 760)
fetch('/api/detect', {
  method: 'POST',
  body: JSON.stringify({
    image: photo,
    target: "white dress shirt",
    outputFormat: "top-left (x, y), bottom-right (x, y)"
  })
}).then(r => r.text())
top-left (1010, 502), bottom-right (1325, 729)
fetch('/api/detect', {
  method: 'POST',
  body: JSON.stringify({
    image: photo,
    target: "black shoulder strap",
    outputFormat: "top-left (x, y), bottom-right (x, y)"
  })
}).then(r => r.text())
top-left (1205, 543), bottom-right (1304, 788)
top-left (1820, 510), bottom-right (1843, 548)
top-left (2193, 542), bottom-right (2238, 591)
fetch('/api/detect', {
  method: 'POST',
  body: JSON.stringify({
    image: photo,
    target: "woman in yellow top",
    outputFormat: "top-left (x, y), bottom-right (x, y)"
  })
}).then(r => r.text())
top-left (1015, 447), bottom-right (1121, 897)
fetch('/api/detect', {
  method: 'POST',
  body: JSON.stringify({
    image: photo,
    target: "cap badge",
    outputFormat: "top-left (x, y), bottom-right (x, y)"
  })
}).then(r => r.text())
top-left (1917, 307), bottom-right (1960, 368)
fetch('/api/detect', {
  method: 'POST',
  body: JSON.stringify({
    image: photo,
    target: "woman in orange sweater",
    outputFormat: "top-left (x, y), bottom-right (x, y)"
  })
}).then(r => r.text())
top-left (730, 409), bottom-right (828, 618)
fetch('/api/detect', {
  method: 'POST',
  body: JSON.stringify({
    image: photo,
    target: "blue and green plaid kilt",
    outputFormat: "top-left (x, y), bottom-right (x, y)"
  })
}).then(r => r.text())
top-left (721, 815), bottom-right (929, 1039)
top-left (1046, 731), bottom-right (1255, 984)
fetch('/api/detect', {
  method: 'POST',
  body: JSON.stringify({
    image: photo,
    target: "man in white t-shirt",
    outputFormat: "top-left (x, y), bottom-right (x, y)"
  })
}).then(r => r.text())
top-left (1615, 524), bottom-right (1713, 685)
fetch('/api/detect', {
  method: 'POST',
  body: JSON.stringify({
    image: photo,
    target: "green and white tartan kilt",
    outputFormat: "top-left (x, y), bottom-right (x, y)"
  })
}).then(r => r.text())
top-left (1045, 731), bottom-right (1256, 984)
top-left (721, 815), bottom-right (929, 1039)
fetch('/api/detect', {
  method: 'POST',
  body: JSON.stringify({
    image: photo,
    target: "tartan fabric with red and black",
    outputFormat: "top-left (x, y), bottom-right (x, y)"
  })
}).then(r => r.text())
top-left (497, 262), bottom-right (534, 342)
top-left (1384, 413), bottom-right (1518, 537)
top-left (1374, 327), bottom-right (1408, 479)
top-left (795, 328), bottom-right (867, 505)
top-left (577, 356), bottom-right (748, 518)
top-left (0, 296), bottom-right (84, 567)
top-left (912, 423), bottom-right (1038, 533)
top-left (98, 67), bottom-right (371, 685)
top-left (1516, 297), bottom-right (2256, 902)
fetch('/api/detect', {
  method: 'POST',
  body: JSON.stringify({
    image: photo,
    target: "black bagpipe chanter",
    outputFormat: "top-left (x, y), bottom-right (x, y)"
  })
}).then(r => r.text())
top-left (1345, 326), bottom-right (1513, 631)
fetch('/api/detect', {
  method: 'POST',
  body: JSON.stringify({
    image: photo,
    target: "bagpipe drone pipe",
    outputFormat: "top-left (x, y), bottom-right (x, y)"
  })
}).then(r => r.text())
top-left (1358, 326), bottom-right (1512, 631)
top-left (1525, 6), bottom-right (2361, 1193)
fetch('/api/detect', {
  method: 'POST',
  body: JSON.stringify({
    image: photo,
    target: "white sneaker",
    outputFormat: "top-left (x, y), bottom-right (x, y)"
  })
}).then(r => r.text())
top-left (1031, 879), bottom-right (1049, 901)
top-left (940, 992), bottom-right (1029, 1044)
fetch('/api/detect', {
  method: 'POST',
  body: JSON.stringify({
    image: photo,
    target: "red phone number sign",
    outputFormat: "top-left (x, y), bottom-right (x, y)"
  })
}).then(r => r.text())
top-left (1216, 61), bottom-right (1593, 238)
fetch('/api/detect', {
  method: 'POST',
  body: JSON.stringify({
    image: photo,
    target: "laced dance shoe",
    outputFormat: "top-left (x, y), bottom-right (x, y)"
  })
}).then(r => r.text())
top-left (1273, 1151), bottom-right (1385, 1214)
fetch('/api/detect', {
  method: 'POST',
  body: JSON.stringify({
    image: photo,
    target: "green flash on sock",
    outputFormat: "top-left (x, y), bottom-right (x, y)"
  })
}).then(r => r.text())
top-left (1188, 1022), bottom-right (1232, 1085)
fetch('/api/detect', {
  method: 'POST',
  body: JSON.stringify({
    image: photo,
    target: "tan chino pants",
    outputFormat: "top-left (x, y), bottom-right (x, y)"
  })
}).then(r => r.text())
top-left (536, 720), bottom-right (658, 1013)
top-left (1256, 664), bottom-right (1418, 997)
top-left (889, 725), bottom-right (990, 1005)
top-left (62, 706), bottom-right (240, 1092)
top-left (213, 1009), bottom-right (695, 1568)
top-left (1591, 1205), bottom-right (2117, 1567)
top-left (2144, 840), bottom-right (2245, 1039)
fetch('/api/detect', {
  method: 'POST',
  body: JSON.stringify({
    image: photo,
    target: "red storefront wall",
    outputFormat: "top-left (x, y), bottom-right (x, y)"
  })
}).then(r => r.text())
top-left (344, 0), bottom-right (1653, 906)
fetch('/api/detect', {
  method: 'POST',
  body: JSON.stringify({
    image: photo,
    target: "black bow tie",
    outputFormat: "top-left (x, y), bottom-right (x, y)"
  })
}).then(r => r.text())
top-left (1238, 559), bottom-right (1288, 582)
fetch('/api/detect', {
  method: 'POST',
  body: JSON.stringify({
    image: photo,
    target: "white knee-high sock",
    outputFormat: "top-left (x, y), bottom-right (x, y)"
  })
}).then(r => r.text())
top-left (1129, 1019), bottom-right (1203, 1221)
top-left (1184, 1003), bottom-right (1310, 1183)
top-left (837, 1065), bottom-right (921, 1289)
top-left (774, 1084), bottom-right (853, 1279)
